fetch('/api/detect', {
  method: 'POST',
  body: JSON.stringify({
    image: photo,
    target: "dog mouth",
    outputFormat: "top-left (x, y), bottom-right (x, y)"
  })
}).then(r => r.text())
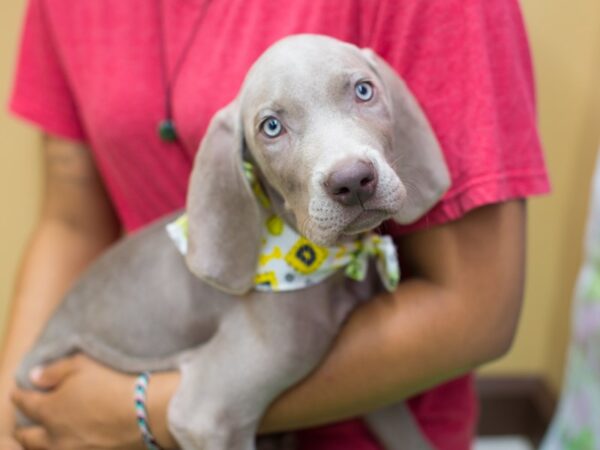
top-left (304, 185), bottom-right (404, 245)
top-left (342, 209), bottom-right (392, 235)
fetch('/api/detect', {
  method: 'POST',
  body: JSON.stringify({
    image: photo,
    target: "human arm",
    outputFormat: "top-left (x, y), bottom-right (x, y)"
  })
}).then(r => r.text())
top-left (12, 199), bottom-right (525, 449)
top-left (0, 135), bottom-right (121, 442)
top-left (260, 199), bottom-right (525, 431)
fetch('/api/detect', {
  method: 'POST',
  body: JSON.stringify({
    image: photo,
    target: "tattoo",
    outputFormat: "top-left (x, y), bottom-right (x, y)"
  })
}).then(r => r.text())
top-left (45, 144), bottom-right (98, 187)
top-left (42, 137), bottom-right (118, 233)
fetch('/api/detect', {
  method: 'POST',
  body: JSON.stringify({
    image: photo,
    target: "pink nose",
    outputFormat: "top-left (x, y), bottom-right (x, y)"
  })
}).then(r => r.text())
top-left (324, 160), bottom-right (378, 206)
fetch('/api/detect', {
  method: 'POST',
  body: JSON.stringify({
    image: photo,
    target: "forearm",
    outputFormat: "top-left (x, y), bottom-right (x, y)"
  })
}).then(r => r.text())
top-left (144, 284), bottom-right (460, 447)
top-left (260, 280), bottom-right (485, 432)
top-left (259, 202), bottom-right (525, 432)
top-left (142, 285), bottom-right (464, 447)
top-left (0, 219), bottom-right (117, 431)
top-left (257, 202), bottom-right (525, 432)
top-left (146, 277), bottom-right (512, 447)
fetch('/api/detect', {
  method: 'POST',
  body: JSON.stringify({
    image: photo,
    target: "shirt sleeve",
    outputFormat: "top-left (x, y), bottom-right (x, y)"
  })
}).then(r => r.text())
top-left (362, 0), bottom-right (551, 236)
top-left (8, 0), bottom-right (86, 142)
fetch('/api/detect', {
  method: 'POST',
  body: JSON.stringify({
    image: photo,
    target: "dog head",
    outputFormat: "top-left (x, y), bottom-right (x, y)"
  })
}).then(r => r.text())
top-left (185, 35), bottom-right (450, 294)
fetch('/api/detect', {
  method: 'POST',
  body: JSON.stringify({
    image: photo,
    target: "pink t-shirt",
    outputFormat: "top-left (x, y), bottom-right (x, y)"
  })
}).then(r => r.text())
top-left (10, 0), bottom-right (550, 448)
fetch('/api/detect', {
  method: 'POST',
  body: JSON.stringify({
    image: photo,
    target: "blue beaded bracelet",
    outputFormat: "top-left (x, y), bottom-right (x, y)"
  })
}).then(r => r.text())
top-left (134, 372), bottom-right (165, 450)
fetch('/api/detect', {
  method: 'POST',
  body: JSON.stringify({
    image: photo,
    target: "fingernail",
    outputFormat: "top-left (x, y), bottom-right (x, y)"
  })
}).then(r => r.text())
top-left (29, 366), bottom-right (43, 382)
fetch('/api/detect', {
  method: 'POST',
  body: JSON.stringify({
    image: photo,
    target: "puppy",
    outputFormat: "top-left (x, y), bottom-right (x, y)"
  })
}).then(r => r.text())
top-left (16, 34), bottom-right (449, 450)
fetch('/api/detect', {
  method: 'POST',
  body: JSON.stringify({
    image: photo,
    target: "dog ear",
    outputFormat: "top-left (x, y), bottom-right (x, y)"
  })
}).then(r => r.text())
top-left (362, 49), bottom-right (451, 224)
top-left (185, 100), bottom-right (262, 294)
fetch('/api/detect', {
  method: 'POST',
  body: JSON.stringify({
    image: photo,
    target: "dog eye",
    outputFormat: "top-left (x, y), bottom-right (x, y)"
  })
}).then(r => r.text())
top-left (261, 117), bottom-right (284, 138)
top-left (355, 81), bottom-right (374, 102)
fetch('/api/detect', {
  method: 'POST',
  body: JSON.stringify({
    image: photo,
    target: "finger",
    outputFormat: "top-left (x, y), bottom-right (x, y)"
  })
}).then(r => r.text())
top-left (29, 356), bottom-right (81, 390)
top-left (0, 436), bottom-right (24, 450)
top-left (10, 390), bottom-right (46, 425)
top-left (13, 428), bottom-right (49, 450)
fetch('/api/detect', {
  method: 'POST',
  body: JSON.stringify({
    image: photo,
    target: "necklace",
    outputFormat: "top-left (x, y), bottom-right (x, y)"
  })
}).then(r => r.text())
top-left (157, 0), bottom-right (211, 142)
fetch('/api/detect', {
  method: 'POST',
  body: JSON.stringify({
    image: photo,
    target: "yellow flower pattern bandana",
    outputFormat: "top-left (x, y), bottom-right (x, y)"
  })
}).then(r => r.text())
top-left (166, 164), bottom-right (400, 293)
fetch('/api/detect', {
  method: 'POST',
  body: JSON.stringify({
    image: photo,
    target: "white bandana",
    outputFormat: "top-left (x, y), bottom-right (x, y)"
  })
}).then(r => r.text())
top-left (166, 164), bottom-right (400, 293)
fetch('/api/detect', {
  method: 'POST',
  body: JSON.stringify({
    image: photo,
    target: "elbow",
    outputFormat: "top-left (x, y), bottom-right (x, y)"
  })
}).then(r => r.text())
top-left (483, 318), bottom-right (519, 362)
top-left (465, 287), bottom-right (524, 366)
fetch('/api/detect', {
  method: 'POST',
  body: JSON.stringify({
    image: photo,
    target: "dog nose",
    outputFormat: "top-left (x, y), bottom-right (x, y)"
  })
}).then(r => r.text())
top-left (325, 160), bottom-right (378, 206)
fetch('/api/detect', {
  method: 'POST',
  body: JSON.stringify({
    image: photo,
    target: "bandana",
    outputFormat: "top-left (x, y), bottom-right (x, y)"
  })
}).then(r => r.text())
top-left (166, 164), bottom-right (400, 292)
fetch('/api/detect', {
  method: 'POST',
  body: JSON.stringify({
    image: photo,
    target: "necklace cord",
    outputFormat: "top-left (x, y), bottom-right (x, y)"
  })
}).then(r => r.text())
top-left (157, 0), bottom-right (211, 127)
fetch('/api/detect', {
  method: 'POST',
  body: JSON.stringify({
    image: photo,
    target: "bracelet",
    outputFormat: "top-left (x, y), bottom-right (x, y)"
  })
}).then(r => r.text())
top-left (134, 372), bottom-right (165, 450)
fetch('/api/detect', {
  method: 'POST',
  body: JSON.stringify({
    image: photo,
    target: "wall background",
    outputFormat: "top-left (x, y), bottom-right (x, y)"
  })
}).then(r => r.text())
top-left (480, 0), bottom-right (600, 393)
top-left (1, 1), bottom-right (599, 394)
top-left (0, 1), bottom-right (42, 354)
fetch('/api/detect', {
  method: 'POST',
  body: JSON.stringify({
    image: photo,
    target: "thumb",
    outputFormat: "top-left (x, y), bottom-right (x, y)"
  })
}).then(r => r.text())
top-left (29, 355), bottom-right (80, 389)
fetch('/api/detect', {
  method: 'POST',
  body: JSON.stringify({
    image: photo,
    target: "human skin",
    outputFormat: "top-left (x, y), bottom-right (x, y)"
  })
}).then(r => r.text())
top-left (3, 136), bottom-right (526, 449)
top-left (0, 136), bottom-right (121, 448)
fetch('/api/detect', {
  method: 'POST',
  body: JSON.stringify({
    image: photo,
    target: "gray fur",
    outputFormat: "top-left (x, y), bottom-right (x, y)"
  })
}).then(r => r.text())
top-left (17, 35), bottom-right (446, 449)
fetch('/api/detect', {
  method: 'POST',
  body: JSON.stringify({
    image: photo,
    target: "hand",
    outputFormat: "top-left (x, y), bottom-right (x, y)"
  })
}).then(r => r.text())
top-left (11, 355), bottom-right (145, 450)
top-left (0, 436), bottom-right (23, 450)
top-left (1, 389), bottom-right (22, 450)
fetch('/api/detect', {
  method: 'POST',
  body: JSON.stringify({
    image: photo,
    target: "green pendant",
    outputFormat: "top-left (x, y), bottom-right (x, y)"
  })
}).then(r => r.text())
top-left (158, 119), bottom-right (178, 142)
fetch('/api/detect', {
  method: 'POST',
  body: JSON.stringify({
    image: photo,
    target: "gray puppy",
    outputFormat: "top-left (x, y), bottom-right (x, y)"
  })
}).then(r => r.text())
top-left (16, 35), bottom-right (449, 450)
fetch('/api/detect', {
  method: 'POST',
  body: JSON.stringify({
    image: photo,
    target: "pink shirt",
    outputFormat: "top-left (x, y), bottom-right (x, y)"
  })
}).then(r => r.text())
top-left (10, 0), bottom-right (550, 448)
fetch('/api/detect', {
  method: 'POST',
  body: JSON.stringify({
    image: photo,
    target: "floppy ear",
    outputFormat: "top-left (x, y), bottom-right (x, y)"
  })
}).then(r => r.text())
top-left (363, 49), bottom-right (451, 224)
top-left (185, 100), bottom-right (262, 294)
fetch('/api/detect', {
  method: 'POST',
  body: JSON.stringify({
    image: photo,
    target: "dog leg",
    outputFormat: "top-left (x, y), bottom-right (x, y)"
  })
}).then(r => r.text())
top-left (167, 299), bottom-right (339, 450)
top-left (168, 347), bottom-right (261, 450)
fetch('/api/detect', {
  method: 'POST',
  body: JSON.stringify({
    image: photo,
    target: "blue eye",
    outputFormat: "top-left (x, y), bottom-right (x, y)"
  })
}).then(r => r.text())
top-left (261, 117), bottom-right (283, 138)
top-left (355, 81), bottom-right (374, 101)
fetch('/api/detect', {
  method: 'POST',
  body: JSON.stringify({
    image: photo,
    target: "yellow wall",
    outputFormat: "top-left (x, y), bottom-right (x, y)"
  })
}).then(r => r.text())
top-left (0, 0), bottom-right (41, 339)
top-left (1, 1), bottom-right (599, 394)
top-left (481, 0), bottom-right (600, 393)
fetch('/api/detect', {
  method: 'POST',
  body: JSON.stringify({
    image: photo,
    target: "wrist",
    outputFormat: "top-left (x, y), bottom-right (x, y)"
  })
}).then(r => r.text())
top-left (0, 403), bottom-right (15, 436)
top-left (0, 387), bottom-right (16, 435)
top-left (145, 372), bottom-right (181, 450)
top-left (108, 372), bottom-right (147, 450)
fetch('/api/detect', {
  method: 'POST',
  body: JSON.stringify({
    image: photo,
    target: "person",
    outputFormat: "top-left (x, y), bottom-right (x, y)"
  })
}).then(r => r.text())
top-left (0, 0), bottom-right (550, 449)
